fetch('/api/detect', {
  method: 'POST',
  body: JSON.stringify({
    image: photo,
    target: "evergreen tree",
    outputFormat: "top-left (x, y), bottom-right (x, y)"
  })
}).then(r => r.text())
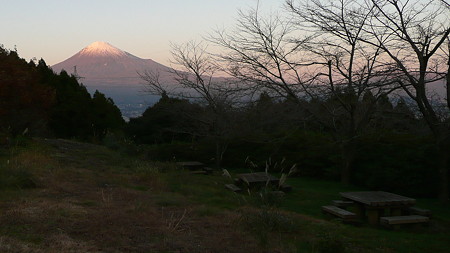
top-left (91, 90), bottom-right (124, 140)
top-left (0, 46), bottom-right (53, 135)
top-left (0, 46), bottom-right (124, 140)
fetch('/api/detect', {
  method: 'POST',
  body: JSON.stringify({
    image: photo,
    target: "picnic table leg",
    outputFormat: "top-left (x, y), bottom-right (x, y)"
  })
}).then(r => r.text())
top-left (352, 203), bottom-right (364, 220)
top-left (366, 208), bottom-right (380, 226)
top-left (391, 208), bottom-right (402, 216)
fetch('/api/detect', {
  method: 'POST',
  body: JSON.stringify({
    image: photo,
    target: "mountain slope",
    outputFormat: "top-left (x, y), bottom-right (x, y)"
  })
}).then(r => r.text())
top-left (51, 42), bottom-right (174, 119)
top-left (52, 41), bottom-right (173, 86)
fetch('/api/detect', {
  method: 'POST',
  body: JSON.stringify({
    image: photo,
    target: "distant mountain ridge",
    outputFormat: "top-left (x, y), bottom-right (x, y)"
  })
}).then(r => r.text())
top-left (52, 41), bottom-right (174, 86)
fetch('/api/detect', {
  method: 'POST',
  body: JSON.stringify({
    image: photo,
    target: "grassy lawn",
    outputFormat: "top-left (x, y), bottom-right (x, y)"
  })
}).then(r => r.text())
top-left (0, 139), bottom-right (449, 252)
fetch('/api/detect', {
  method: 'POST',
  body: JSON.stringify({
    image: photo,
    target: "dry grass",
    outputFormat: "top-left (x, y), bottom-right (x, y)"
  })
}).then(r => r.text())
top-left (0, 139), bottom-right (271, 253)
top-left (3, 139), bottom-right (450, 252)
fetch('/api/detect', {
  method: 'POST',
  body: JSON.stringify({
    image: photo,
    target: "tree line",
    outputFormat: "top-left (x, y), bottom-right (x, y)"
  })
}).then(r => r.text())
top-left (0, 45), bottom-right (124, 142)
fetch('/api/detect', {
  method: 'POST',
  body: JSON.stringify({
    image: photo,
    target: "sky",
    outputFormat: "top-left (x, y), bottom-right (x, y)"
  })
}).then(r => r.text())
top-left (1, 0), bottom-right (283, 66)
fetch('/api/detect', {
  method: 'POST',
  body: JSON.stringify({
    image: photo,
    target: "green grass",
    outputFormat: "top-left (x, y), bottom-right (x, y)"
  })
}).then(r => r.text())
top-left (164, 170), bottom-right (450, 252)
top-left (415, 198), bottom-right (450, 220)
top-left (280, 177), bottom-right (364, 216)
top-left (1, 139), bottom-right (449, 252)
top-left (162, 171), bottom-right (241, 210)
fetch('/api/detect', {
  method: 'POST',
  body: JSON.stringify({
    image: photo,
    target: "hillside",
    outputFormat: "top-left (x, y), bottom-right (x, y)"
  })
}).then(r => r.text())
top-left (0, 139), bottom-right (255, 252)
top-left (1, 139), bottom-right (449, 252)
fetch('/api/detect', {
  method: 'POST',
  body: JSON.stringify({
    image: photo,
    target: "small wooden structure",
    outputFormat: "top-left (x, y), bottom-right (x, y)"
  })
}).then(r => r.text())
top-left (339, 191), bottom-right (417, 225)
top-left (225, 172), bottom-right (292, 193)
top-left (225, 184), bottom-right (242, 193)
top-left (380, 215), bottom-right (429, 229)
top-left (235, 172), bottom-right (280, 188)
top-left (322, 205), bottom-right (357, 222)
top-left (407, 207), bottom-right (432, 217)
top-left (340, 191), bottom-right (416, 207)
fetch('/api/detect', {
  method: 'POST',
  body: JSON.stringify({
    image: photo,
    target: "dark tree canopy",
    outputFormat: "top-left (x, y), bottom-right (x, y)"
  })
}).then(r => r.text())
top-left (0, 47), bottom-right (53, 136)
top-left (0, 45), bottom-right (124, 140)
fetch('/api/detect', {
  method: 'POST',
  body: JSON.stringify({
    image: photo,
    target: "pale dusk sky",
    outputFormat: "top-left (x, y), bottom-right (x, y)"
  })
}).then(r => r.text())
top-left (1, 0), bottom-right (283, 66)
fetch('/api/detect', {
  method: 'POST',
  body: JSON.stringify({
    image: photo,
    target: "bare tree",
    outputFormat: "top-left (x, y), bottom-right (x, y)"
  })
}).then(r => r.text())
top-left (285, 0), bottom-right (400, 184)
top-left (210, 1), bottom-right (399, 183)
top-left (210, 7), bottom-right (317, 102)
top-left (140, 41), bottom-right (240, 168)
top-left (360, 0), bottom-right (450, 202)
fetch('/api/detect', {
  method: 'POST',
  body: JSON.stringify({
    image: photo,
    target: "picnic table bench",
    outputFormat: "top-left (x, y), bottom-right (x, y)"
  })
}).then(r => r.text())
top-left (407, 207), bottom-right (432, 217)
top-left (322, 205), bottom-right (357, 222)
top-left (380, 215), bottom-right (429, 229)
top-left (225, 184), bottom-right (242, 193)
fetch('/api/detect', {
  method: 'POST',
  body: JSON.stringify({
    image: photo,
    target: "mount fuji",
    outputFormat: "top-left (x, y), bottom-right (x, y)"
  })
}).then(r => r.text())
top-left (52, 42), bottom-right (174, 119)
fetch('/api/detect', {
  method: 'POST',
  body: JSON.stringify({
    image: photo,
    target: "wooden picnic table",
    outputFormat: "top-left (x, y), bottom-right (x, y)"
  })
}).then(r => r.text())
top-left (340, 191), bottom-right (416, 225)
top-left (235, 172), bottom-right (280, 188)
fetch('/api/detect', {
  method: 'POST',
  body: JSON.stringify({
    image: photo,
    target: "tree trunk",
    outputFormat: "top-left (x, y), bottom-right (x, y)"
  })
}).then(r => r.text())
top-left (439, 42), bottom-right (450, 203)
top-left (438, 144), bottom-right (449, 203)
top-left (215, 140), bottom-right (228, 169)
top-left (340, 140), bottom-right (356, 185)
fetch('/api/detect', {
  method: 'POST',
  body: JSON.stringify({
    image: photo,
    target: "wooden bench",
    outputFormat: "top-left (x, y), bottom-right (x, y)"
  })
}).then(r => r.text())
top-left (332, 200), bottom-right (354, 208)
top-left (407, 207), bottom-right (432, 217)
top-left (322, 205), bottom-right (357, 221)
top-left (380, 215), bottom-right (429, 228)
top-left (225, 184), bottom-right (242, 193)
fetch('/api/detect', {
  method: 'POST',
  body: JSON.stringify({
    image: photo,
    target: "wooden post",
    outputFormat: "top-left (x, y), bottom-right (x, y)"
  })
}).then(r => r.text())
top-left (391, 208), bottom-right (402, 216)
top-left (366, 208), bottom-right (380, 226)
top-left (352, 203), bottom-right (365, 220)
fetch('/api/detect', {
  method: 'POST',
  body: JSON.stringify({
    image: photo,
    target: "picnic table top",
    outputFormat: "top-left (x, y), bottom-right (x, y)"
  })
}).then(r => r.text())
top-left (236, 172), bottom-right (279, 184)
top-left (340, 191), bottom-right (416, 207)
top-left (176, 161), bottom-right (204, 167)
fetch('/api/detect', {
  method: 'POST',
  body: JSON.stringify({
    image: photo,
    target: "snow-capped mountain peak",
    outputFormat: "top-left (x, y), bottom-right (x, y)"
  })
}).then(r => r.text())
top-left (79, 41), bottom-right (127, 57)
top-left (52, 41), bottom-right (172, 83)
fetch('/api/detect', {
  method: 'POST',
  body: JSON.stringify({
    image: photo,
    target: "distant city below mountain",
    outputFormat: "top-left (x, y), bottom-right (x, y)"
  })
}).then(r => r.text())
top-left (52, 42), bottom-right (175, 119)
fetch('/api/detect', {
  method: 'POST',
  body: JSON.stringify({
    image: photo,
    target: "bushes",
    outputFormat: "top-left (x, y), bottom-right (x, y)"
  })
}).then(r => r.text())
top-left (353, 133), bottom-right (439, 197)
top-left (141, 129), bottom-right (441, 198)
top-left (128, 91), bottom-right (443, 198)
top-left (143, 141), bottom-right (212, 164)
top-left (140, 130), bottom-right (337, 174)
